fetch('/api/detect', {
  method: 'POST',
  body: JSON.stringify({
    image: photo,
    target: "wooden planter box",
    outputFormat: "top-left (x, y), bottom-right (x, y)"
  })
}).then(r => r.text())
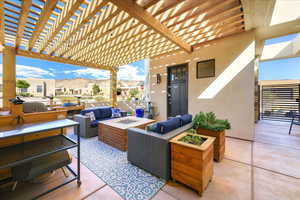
top-left (170, 133), bottom-right (215, 196)
top-left (196, 128), bottom-right (225, 162)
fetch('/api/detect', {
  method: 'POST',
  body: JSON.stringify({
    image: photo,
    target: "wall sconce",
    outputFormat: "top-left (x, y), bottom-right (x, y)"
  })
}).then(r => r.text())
top-left (156, 74), bottom-right (161, 84)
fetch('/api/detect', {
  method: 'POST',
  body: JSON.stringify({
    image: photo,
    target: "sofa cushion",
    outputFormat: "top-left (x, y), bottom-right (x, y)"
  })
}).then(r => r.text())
top-left (81, 107), bottom-right (112, 120)
top-left (80, 108), bottom-right (96, 115)
top-left (93, 109), bottom-right (102, 119)
top-left (180, 114), bottom-right (193, 126)
top-left (156, 117), bottom-right (181, 134)
top-left (100, 107), bottom-right (112, 118)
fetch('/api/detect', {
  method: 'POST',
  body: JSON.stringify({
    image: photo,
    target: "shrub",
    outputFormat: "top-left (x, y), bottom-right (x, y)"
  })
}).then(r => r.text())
top-left (193, 112), bottom-right (231, 132)
top-left (179, 134), bottom-right (205, 146)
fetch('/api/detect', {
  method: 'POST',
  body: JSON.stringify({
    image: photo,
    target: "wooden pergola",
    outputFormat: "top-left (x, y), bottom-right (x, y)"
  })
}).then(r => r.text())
top-left (0, 0), bottom-right (245, 108)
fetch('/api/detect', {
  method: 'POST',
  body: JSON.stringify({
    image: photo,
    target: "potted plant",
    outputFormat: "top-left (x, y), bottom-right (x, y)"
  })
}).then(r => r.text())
top-left (170, 132), bottom-right (215, 196)
top-left (193, 112), bottom-right (230, 162)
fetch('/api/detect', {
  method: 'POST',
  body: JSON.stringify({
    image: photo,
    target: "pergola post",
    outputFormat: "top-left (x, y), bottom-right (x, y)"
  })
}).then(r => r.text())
top-left (110, 69), bottom-right (117, 108)
top-left (2, 47), bottom-right (16, 109)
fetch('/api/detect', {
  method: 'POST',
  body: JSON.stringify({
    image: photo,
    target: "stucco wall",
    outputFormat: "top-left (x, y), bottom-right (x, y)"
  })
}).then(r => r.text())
top-left (149, 31), bottom-right (255, 140)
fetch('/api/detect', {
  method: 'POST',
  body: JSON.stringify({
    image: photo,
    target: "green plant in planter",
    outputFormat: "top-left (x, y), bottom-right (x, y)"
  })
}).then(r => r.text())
top-left (187, 128), bottom-right (197, 134)
top-left (193, 112), bottom-right (231, 131)
top-left (179, 134), bottom-right (205, 146)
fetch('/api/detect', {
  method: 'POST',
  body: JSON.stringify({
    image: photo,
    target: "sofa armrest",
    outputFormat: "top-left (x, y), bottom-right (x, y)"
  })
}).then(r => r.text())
top-left (73, 114), bottom-right (91, 136)
top-left (128, 128), bottom-right (170, 179)
top-left (127, 122), bottom-right (193, 180)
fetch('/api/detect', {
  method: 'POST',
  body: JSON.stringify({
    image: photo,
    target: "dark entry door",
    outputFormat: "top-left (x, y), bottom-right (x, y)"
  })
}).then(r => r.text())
top-left (167, 64), bottom-right (188, 117)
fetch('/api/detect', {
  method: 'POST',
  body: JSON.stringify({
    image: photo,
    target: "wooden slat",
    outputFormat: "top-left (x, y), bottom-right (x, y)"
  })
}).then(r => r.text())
top-left (47, 0), bottom-right (108, 55)
top-left (91, 1), bottom-right (241, 64)
top-left (39, 0), bottom-right (85, 53)
top-left (59, 6), bottom-right (120, 57)
top-left (16, 0), bottom-right (32, 48)
top-left (0, 0), bottom-right (4, 45)
top-left (28, 0), bottom-right (58, 51)
top-left (108, 0), bottom-right (192, 53)
top-left (72, 0), bottom-right (186, 62)
top-left (17, 49), bottom-right (111, 70)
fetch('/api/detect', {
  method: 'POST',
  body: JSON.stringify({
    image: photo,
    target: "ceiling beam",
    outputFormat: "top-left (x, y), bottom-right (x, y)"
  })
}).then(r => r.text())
top-left (16, 0), bottom-right (32, 48)
top-left (47, 0), bottom-right (108, 55)
top-left (28, 0), bottom-right (58, 51)
top-left (17, 49), bottom-right (112, 70)
top-left (68, 0), bottom-right (184, 60)
top-left (39, 0), bottom-right (85, 53)
top-left (256, 18), bottom-right (300, 40)
top-left (59, 7), bottom-right (120, 57)
top-left (0, 0), bottom-right (4, 45)
top-left (108, 0), bottom-right (192, 53)
top-left (88, 0), bottom-right (240, 64)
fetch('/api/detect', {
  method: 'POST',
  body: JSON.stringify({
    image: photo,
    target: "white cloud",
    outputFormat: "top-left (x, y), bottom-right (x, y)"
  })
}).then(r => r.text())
top-left (0, 64), bottom-right (54, 78)
top-left (64, 68), bottom-right (110, 79)
top-left (117, 64), bottom-right (145, 81)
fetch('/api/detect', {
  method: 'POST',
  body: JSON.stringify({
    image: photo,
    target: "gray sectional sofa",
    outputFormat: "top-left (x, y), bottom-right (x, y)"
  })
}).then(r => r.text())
top-left (74, 106), bottom-right (119, 138)
top-left (127, 115), bottom-right (193, 180)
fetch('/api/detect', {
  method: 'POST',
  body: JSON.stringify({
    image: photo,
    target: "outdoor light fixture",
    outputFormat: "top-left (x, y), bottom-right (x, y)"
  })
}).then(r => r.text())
top-left (156, 74), bottom-right (161, 84)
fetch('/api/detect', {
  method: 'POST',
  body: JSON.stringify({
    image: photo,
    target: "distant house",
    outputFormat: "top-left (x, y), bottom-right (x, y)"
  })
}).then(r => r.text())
top-left (17, 78), bottom-right (56, 97)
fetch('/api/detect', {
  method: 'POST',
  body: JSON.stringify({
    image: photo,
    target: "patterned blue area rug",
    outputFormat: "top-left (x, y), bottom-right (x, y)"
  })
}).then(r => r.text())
top-left (69, 134), bottom-right (165, 200)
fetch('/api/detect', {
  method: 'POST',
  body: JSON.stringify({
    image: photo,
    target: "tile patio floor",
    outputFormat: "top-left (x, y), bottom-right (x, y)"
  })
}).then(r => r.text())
top-left (2, 120), bottom-right (300, 200)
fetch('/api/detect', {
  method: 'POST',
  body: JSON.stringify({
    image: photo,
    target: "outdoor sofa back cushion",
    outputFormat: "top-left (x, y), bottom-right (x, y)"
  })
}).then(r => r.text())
top-left (180, 114), bottom-right (193, 126)
top-left (23, 102), bottom-right (48, 113)
top-left (156, 117), bottom-right (181, 134)
top-left (81, 107), bottom-right (112, 120)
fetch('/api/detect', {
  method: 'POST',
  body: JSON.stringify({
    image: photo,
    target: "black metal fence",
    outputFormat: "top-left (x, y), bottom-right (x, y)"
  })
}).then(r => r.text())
top-left (261, 84), bottom-right (300, 121)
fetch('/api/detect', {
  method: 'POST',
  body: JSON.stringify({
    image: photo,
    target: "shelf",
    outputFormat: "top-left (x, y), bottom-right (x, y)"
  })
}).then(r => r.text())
top-left (0, 135), bottom-right (77, 169)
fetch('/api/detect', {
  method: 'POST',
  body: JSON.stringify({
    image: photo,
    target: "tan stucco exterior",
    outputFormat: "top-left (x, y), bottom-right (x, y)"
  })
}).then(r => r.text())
top-left (18, 78), bottom-right (56, 97)
top-left (149, 31), bottom-right (256, 140)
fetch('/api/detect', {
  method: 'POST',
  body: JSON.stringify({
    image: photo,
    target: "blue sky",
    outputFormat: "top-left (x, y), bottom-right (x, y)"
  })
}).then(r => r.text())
top-left (0, 55), bottom-right (146, 80)
top-left (259, 33), bottom-right (300, 80)
top-left (0, 33), bottom-right (299, 81)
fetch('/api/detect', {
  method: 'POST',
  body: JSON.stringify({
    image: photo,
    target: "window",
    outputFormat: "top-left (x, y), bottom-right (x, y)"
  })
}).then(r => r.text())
top-left (20, 88), bottom-right (27, 93)
top-left (36, 85), bottom-right (43, 93)
top-left (196, 59), bottom-right (215, 79)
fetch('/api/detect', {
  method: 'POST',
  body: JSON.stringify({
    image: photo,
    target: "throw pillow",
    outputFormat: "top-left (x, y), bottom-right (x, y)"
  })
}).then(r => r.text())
top-left (85, 112), bottom-right (96, 121)
top-left (111, 108), bottom-right (121, 118)
top-left (147, 123), bottom-right (158, 132)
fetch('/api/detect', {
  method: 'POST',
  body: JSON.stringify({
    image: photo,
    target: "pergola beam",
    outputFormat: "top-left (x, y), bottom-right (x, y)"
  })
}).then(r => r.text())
top-left (67, 0), bottom-right (185, 60)
top-left (28, 0), bottom-right (58, 51)
top-left (108, 0), bottom-right (192, 53)
top-left (16, 0), bottom-right (32, 48)
top-left (39, 0), bottom-right (85, 53)
top-left (48, 0), bottom-right (109, 55)
top-left (0, 0), bottom-right (4, 45)
top-left (17, 49), bottom-right (112, 70)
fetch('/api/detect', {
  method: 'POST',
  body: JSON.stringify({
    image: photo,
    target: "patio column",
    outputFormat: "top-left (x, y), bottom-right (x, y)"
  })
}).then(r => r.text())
top-left (2, 47), bottom-right (16, 109)
top-left (110, 69), bottom-right (117, 108)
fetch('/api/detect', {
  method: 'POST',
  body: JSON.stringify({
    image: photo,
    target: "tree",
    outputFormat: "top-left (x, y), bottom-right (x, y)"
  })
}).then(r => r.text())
top-left (129, 88), bottom-right (139, 98)
top-left (92, 84), bottom-right (101, 96)
top-left (16, 80), bottom-right (30, 90)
